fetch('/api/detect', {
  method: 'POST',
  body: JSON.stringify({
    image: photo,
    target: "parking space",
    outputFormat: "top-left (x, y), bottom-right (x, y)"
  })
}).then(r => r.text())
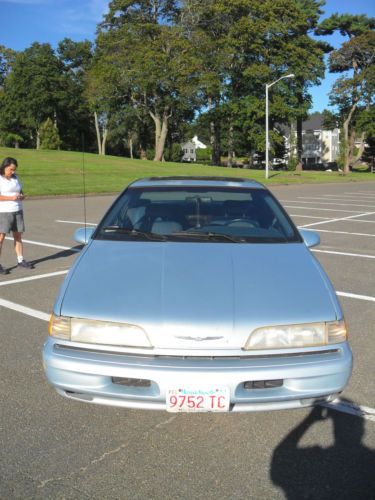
top-left (0, 183), bottom-right (374, 498)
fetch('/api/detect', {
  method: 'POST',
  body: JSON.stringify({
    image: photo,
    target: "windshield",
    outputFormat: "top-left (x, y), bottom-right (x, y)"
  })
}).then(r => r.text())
top-left (95, 186), bottom-right (301, 244)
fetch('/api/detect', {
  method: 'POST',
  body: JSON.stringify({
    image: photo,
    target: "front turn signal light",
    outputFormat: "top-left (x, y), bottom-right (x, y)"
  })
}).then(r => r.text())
top-left (48, 314), bottom-right (71, 340)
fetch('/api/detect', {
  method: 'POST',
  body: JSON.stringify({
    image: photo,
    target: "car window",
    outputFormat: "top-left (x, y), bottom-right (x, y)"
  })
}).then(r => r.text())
top-left (95, 186), bottom-right (301, 243)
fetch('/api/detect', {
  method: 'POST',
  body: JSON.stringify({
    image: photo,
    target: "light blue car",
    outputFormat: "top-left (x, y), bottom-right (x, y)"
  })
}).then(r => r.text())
top-left (43, 177), bottom-right (352, 412)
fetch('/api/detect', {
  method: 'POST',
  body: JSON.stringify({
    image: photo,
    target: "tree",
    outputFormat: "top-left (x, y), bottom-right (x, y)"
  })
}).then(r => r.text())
top-left (95, 0), bottom-right (200, 161)
top-left (57, 39), bottom-right (95, 151)
top-left (317, 14), bottom-right (375, 173)
top-left (180, 0), bottom-right (328, 168)
top-left (0, 46), bottom-right (16, 88)
top-left (0, 43), bottom-right (64, 149)
top-left (284, 1), bottom-right (330, 170)
top-left (322, 109), bottom-right (339, 130)
top-left (39, 117), bottom-right (62, 149)
top-left (0, 46), bottom-right (21, 146)
top-left (180, 0), bottom-right (233, 165)
top-left (85, 54), bottom-right (118, 155)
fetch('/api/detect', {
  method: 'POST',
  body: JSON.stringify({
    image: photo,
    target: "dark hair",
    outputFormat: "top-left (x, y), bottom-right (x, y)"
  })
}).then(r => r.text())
top-left (0, 157), bottom-right (18, 176)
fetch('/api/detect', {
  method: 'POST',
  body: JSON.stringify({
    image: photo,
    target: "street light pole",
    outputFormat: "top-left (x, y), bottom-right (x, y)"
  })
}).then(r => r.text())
top-left (265, 73), bottom-right (294, 180)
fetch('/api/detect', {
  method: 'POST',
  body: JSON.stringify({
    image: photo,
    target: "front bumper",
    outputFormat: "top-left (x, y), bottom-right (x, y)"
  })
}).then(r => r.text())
top-left (43, 339), bottom-right (353, 412)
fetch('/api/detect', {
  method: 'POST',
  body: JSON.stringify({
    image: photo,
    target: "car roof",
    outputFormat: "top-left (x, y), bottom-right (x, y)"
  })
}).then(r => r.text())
top-left (129, 176), bottom-right (265, 189)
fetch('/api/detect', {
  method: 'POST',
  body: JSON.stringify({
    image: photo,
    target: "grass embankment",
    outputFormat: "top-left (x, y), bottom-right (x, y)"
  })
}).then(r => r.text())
top-left (0, 147), bottom-right (374, 197)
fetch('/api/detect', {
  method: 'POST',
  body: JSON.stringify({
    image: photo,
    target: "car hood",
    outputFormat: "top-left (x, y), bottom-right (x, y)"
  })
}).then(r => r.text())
top-left (59, 240), bottom-right (340, 349)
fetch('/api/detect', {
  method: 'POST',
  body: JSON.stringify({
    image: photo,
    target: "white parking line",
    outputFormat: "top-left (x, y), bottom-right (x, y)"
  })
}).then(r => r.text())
top-left (284, 205), bottom-right (367, 213)
top-left (291, 215), bottom-right (375, 223)
top-left (291, 215), bottom-right (335, 220)
top-left (0, 270), bottom-right (69, 287)
top-left (0, 298), bottom-right (50, 321)
top-left (336, 219), bottom-right (375, 224)
top-left (306, 194), bottom-right (375, 201)
top-left (321, 400), bottom-right (375, 422)
top-left (282, 199), bottom-right (375, 209)
top-left (301, 228), bottom-right (375, 238)
top-left (5, 236), bottom-right (80, 252)
top-left (336, 291), bottom-right (375, 302)
top-left (56, 220), bottom-right (96, 226)
top-left (298, 211), bottom-right (375, 228)
top-left (345, 191), bottom-right (375, 196)
top-left (313, 249), bottom-right (375, 259)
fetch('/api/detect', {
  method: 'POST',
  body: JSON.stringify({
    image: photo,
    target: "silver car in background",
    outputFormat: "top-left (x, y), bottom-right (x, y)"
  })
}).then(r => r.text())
top-left (43, 177), bottom-right (352, 412)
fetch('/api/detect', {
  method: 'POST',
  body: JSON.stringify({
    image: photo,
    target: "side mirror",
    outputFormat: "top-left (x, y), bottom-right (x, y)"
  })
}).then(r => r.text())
top-left (74, 227), bottom-right (95, 245)
top-left (299, 229), bottom-right (320, 248)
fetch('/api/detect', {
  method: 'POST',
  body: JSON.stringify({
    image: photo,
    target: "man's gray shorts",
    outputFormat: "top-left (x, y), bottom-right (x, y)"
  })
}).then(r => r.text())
top-left (0, 211), bottom-right (25, 233)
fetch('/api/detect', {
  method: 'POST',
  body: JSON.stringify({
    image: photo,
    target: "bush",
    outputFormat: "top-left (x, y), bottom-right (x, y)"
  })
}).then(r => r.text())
top-left (146, 148), bottom-right (155, 160)
top-left (196, 146), bottom-right (212, 161)
top-left (287, 156), bottom-right (298, 171)
top-left (0, 132), bottom-right (24, 148)
top-left (165, 143), bottom-right (183, 162)
top-left (40, 118), bottom-right (61, 150)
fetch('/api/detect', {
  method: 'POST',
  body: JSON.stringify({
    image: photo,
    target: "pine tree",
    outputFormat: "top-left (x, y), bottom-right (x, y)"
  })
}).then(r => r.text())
top-left (39, 118), bottom-right (61, 150)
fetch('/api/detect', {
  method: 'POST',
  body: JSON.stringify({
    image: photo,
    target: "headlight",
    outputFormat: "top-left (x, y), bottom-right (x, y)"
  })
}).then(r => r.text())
top-left (48, 314), bottom-right (70, 340)
top-left (244, 320), bottom-right (348, 350)
top-left (48, 315), bottom-right (152, 348)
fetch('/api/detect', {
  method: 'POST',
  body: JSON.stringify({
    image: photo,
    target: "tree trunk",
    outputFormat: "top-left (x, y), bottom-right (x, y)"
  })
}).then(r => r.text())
top-left (101, 128), bottom-right (108, 156)
top-left (227, 122), bottom-right (234, 168)
top-left (129, 137), bottom-right (133, 159)
top-left (139, 146), bottom-right (147, 160)
top-left (351, 131), bottom-right (366, 165)
top-left (295, 116), bottom-right (303, 171)
top-left (343, 101), bottom-right (357, 174)
top-left (295, 93), bottom-right (304, 172)
top-left (208, 96), bottom-right (221, 166)
top-left (150, 109), bottom-right (170, 162)
top-left (94, 112), bottom-right (102, 155)
top-left (210, 118), bottom-right (221, 166)
top-left (36, 129), bottom-right (40, 150)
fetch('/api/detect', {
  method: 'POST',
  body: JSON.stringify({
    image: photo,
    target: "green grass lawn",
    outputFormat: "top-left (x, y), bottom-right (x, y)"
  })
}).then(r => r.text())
top-left (1, 147), bottom-right (374, 197)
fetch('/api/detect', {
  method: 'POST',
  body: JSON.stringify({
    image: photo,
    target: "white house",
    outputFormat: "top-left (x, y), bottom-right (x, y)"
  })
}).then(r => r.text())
top-left (301, 115), bottom-right (340, 165)
top-left (181, 135), bottom-right (207, 162)
top-left (192, 135), bottom-right (207, 149)
top-left (283, 114), bottom-right (340, 165)
top-left (181, 140), bottom-right (196, 162)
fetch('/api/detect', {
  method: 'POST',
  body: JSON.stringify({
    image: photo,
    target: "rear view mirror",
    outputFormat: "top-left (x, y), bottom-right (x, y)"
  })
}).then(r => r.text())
top-left (74, 227), bottom-right (95, 245)
top-left (299, 229), bottom-right (320, 248)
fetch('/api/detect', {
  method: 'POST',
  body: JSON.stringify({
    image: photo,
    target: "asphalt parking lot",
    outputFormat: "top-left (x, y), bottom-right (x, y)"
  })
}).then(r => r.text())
top-left (1, 181), bottom-right (374, 499)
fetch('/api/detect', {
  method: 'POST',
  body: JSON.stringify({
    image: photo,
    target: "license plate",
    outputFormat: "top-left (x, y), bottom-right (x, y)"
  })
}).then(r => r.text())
top-left (166, 387), bottom-right (230, 413)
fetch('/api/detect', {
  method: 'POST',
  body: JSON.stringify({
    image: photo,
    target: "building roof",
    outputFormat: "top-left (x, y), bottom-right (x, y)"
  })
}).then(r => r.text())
top-left (302, 113), bottom-right (324, 130)
top-left (277, 113), bottom-right (338, 136)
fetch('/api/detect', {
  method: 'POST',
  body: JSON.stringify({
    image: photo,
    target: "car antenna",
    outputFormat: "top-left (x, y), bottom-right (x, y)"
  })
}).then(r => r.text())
top-left (81, 133), bottom-right (87, 241)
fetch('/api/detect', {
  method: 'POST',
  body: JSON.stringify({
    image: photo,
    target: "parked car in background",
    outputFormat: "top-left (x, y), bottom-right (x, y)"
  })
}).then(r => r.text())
top-left (43, 177), bottom-right (352, 412)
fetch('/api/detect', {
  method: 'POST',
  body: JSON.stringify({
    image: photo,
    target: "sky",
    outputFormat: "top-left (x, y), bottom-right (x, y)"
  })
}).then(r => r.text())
top-left (0, 0), bottom-right (374, 113)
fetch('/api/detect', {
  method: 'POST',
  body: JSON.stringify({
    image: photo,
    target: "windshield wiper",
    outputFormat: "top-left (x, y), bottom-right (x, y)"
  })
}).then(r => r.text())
top-left (172, 231), bottom-right (241, 243)
top-left (100, 226), bottom-right (167, 241)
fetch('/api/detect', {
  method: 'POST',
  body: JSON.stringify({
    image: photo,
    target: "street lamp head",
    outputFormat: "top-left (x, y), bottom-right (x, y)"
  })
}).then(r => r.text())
top-left (265, 72), bottom-right (295, 179)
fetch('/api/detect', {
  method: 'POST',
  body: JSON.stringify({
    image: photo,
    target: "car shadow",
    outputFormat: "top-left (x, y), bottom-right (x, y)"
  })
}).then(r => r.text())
top-left (270, 400), bottom-right (375, 499)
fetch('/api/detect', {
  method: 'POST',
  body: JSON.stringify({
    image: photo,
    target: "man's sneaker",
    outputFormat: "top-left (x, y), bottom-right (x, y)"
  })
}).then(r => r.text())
top-left (17, 260), bottom-right (34, 269)
top-left (0, 264), bottom-right (8, 275)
